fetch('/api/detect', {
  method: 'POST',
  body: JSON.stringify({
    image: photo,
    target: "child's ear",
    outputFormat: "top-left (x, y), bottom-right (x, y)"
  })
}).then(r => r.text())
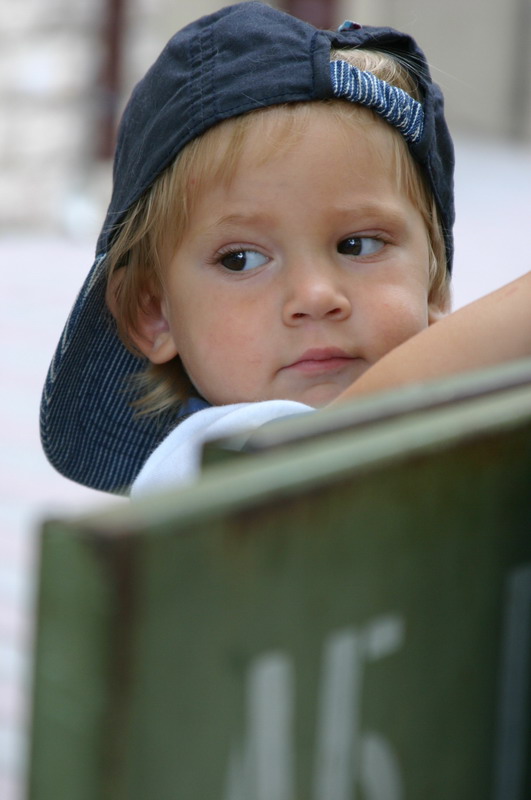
top-left (106, 269), bottom-right (179, 364)
top-left (135, 293), bottom-right (179, 364)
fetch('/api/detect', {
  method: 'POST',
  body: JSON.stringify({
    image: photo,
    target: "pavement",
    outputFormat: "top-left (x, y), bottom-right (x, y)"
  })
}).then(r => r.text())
top-left (1, 134), bottom-right (530, 798)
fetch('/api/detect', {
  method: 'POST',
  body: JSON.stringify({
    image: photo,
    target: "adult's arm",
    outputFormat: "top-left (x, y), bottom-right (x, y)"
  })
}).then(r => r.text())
top-left (331, 271), bottom-right (531, 404)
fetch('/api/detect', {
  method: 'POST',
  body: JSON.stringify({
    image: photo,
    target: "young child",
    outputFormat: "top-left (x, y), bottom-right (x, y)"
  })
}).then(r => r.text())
top-left (40, 1), bottom-right (530, 497)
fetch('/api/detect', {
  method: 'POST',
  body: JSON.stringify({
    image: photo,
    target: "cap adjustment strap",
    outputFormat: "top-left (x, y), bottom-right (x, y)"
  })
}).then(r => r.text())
top-left (330, 60), bottom-right (424, 144)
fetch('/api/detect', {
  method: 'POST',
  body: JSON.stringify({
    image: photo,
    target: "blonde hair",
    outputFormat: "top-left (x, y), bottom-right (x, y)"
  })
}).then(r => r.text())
top-left (107, 48), bottom-right (450, 417)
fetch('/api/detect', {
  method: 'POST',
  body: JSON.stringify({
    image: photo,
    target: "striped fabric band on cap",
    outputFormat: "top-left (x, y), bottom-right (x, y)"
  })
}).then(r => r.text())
top-left (330, 60), bottom-right (424, 144)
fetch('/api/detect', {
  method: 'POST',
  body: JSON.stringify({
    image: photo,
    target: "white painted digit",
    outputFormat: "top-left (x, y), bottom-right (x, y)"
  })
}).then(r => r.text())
top-left (313, 615), bottom-right (404, 800)
top-left (225, 652), bottom-right (294, 800)
top-left (312, 628), bottom-right (363, 800)
top-left (360, 733), bottom-right (403, 800)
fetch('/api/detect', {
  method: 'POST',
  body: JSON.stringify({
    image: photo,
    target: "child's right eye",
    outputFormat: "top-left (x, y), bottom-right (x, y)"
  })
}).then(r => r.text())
top-left (218, 249), bottom-right (268, 272)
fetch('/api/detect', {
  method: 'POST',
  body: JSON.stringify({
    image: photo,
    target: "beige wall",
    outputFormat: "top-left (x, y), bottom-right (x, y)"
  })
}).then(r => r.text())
top-left (342, 0), bottom-right (531, 140)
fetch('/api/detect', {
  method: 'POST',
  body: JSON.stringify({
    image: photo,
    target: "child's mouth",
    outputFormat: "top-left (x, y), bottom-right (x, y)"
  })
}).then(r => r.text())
top-left (284, 348), bottom-right (358, 375)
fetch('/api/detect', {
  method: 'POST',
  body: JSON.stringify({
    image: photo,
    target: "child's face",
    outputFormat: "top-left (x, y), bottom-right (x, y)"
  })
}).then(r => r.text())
top-left (148, 108), bottom-right (442, 408)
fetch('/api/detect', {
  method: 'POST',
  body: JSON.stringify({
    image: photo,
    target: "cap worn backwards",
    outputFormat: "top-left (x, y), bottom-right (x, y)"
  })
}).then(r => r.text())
top-left (40, 0), bottom-right (455, 494)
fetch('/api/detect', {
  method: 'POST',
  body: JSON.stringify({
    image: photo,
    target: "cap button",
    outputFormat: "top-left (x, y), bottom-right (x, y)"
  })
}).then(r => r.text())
top-left (338, 20), bottom-right (362, 31)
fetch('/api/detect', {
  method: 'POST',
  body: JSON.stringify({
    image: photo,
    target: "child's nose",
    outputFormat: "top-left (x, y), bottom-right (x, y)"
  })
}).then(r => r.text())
top-left (282, 262), bottom-right (352, 325)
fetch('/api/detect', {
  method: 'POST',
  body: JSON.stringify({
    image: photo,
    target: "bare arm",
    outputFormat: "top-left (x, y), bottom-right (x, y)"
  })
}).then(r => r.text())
top-left (331, 271), bottom-right (531, 404)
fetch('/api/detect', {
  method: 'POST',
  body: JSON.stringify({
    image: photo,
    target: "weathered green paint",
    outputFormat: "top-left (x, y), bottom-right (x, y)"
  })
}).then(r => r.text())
top-left (29, 362), bottom-right (531, 800)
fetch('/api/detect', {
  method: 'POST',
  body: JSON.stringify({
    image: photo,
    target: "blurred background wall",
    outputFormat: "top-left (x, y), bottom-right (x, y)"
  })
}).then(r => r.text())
top-left (1, 0), bottom-right (530, 235)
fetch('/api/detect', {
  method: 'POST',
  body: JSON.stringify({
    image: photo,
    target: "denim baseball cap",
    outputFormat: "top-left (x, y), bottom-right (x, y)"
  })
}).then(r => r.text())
top-left (41, 0), bottom-right (455, 493)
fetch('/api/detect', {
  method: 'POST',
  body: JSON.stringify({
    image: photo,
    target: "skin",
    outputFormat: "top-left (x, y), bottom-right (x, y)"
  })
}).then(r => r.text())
top-left (330, 270), bottom-right (531, 403)
top-left (135, 107), bottom-right (444, 408)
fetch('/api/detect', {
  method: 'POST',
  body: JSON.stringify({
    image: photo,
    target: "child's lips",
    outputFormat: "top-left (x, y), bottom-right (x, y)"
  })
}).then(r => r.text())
top-left (282, 348), bottom-right (358, 375)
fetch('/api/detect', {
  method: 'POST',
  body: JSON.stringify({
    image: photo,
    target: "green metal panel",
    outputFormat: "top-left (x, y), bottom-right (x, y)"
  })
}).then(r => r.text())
top-left (29, 362), bottom-right (531, 800)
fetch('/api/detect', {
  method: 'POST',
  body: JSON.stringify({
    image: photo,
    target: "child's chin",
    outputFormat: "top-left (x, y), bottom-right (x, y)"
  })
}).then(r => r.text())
top-left (291, 383), bottom-right (349, 409)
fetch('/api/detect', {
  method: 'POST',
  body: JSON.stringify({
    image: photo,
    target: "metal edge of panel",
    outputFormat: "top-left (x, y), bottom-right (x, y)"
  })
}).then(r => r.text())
top-left (27, 521), bottom-right (137, 800)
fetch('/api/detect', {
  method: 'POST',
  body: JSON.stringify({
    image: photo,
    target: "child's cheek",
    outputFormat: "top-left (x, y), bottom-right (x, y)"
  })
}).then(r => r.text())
top-left (366, 292), bottom-right (430, 361)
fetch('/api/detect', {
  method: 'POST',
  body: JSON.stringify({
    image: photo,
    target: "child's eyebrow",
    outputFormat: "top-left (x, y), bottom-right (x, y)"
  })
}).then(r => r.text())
top-left (209, 204), bottom-right (411, 231)
top-left (208, 200), bottom-right (407, 229)
top-left (208, 212), bottom-right (276, 230)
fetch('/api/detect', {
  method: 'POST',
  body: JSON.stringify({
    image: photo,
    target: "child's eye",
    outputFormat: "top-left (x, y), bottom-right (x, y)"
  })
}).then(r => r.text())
top-left (337, 237), bottom-right (383, 257)
top-left (218, 249), bottom-right (268, 272)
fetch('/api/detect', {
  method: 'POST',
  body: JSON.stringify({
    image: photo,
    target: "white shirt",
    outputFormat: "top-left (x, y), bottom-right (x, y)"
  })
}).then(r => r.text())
top-left (131, 400), bottom-right (313, 498)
